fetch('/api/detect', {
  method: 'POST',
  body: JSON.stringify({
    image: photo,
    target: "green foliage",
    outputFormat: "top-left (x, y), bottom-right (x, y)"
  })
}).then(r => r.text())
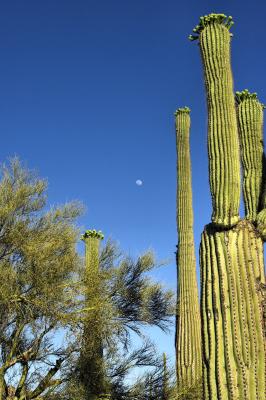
top-left (0, 158), bottom-right (84, 399)
top-left (175, 380), bottom-right (203, 400)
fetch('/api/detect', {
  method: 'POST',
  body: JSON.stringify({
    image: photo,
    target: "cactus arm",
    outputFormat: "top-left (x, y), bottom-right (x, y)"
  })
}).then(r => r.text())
top-left (191, 14), bottom-right (240, 227)
top-left (256, 209), bottom-right (266, 240)
top-left (175, 108), bottom-right (202, 392)
top-left (236, 90), bottom-right (265, 221)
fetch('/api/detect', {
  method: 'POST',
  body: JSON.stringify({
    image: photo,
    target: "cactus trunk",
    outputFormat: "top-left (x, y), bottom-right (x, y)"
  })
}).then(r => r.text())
top-left (200, 220), bottom-right (265, 399)
top-left (175, 108), bottom-right (202, 393)
top-left (80, 230), bottom-right (109, 400)
top-left (197, 16), bottom-right (240, 227)
top-left (190, 14), bottom-right (266, 399)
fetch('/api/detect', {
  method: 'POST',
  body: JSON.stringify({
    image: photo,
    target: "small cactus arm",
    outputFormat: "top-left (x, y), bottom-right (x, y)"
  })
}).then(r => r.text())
top-left (79, 230), bottom-right (109, 400)
top-left (191, 14), bottom-right (266, 400)
top-left (256, 209), bottom-right (266, 240)
top-left (190, 14), bottom-right (240, 227)
top-left (256, 148), bottom-right (266, 240)
top-left (236, 90), bottom-right (265, 221)
top-left (175, 108), bottom-right (202, 393)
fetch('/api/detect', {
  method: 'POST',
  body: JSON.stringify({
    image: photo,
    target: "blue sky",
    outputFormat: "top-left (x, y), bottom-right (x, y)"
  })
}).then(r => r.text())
top-left (0, 0), bottom-right (266, 369)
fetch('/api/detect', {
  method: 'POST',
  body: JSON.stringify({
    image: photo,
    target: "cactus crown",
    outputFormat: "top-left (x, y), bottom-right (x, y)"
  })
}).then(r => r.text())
top-left (235, 89), bottom-right (266, 108)
top-left (189, 13), bottom-right (234, 41)
top-left (81, 229), bottom-right (104, 241)
top-left (174, 106), bottom-right (191, 116)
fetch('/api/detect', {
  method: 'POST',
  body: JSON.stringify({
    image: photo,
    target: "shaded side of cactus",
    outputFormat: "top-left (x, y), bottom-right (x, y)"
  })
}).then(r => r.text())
top-left (191, 14), bottom-right (240, 227)
top-left (79, 230), bottom-right (109, 400)
top-left (175, 108), bottom-right (202, 391)
top-left (236, 90), bottom-right (265, 221)
top-left (200, 220), bottom-right (265, 399)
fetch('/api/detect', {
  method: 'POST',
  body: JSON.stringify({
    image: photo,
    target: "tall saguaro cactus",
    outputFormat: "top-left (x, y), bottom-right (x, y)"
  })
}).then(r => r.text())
top-left (190, 14), bottom-right (240, 227)
top-left (79, 229), bottom-right (109, 400)
top-left (175, 108), bottom-right (202, 394)
top-left (190, 14), bottom-right (266, 399)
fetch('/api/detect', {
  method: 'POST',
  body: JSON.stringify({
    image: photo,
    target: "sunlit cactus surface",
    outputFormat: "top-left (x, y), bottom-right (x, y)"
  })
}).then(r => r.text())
top-left (189, 13), bottom-right (266, 400)
top-left (175, 108), bottom-right (202, 395)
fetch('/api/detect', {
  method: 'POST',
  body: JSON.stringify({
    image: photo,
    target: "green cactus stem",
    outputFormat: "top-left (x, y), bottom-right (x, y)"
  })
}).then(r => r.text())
top-left (236, 90), bottom-right (265, 221)
top-left (200, 220), bottom-right (265, 400)
top-left (79, 229), bottom-right (108, 400)
top-left (256, 209), bottom-right (266, 240)
top-left (190, 13), bottom-right (240, 227)
top-left (175, 108), bottom-right (202, 392)
top-left (162, 353), bottom-right (169, 400)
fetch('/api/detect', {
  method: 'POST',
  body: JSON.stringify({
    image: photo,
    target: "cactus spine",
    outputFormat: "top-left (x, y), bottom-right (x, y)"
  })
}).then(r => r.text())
top-left (236, 90), bottom-right (265, 221)
top-left (175, 108), bottom-right (202, 393)
top-left (80, 229), bottom-right (109, 400)
top-left (190, 14), bottom-right (266, 399)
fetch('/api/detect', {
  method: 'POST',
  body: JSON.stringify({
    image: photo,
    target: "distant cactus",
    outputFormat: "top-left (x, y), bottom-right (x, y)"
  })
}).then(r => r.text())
top-left (79, 229), bottom-right (109, 400)
top-left (190, 13), bottom-right (266, 399)
top-left (175, 108), bottom-right (202, 394)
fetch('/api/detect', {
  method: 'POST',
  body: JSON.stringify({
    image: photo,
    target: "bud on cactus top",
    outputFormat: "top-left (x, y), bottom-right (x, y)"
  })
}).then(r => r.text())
top-left (174, 106), bottom-right (191, 116)
top-left (81, 229), bottom-right (104, 241)
top-left (189, 13), bottom-right (234, 41)
top-left (235, 89), bottom-right (266, 108)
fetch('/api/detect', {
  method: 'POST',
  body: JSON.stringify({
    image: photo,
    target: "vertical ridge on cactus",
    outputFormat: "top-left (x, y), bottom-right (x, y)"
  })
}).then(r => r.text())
top-left (175, 108), bottom-right (202, 393)
top-left (236, 90), bottom-right (265, 221)
top-left (191, 14), bottom-right (240, 227)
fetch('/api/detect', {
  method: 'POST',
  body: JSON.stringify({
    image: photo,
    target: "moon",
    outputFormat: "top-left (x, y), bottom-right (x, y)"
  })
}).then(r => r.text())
top-left (136, 179), bottom-right (143, 186)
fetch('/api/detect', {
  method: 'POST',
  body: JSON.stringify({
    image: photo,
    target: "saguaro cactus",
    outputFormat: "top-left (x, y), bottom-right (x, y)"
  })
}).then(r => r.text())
top-left (190, 14), bottom-right (266, 399)
top-left (236, 90), bottom-right (265, 221)
top-left (79, 229), bottom-right (109, 400)
top-left (236, 88), bottom-right (266, 236)
top-left (175, 108), bottom-right (202, 394)
top-left (190, 14), bottom-right (240, 227)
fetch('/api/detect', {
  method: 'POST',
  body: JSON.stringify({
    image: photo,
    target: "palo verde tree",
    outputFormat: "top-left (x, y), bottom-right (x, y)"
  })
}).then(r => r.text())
top-left (175, 108), bottom-right (201, 396)
top-left (0, 158), bottom-right (83, 400)
top-left (189, 14), bottom-right (266, 399)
